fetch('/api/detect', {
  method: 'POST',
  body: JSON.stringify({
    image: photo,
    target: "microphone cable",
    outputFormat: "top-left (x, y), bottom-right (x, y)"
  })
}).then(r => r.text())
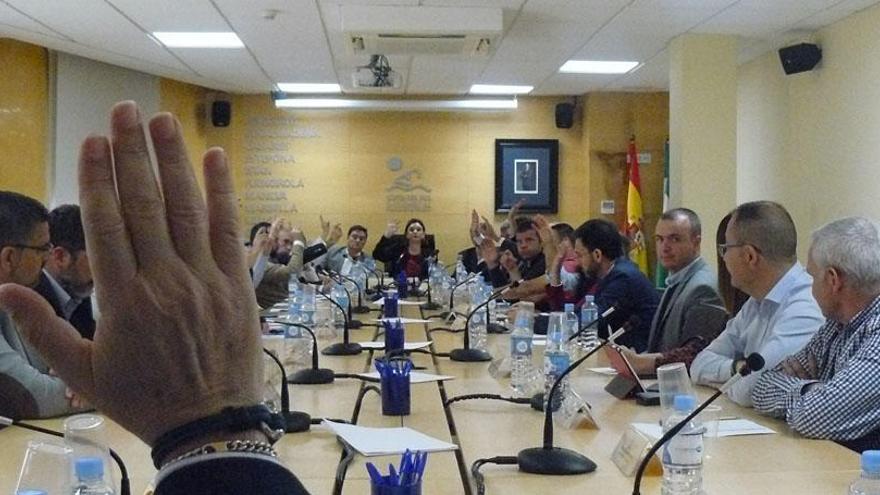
top-left (444, 393), bottom-right (532, 408)
top-left (471, 456), bottom-right (518, 495)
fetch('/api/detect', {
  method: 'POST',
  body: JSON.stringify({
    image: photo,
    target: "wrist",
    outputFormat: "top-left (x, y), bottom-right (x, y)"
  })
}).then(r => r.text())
top-left (160, 429), bottom-right (270, 468)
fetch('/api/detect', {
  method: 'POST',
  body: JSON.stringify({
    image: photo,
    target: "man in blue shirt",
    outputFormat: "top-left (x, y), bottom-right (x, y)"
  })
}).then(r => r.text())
top-left (753, 217), bottom-right (880, 452)
top-left (572, 218), bottom-right (659, 352)
top-left (691, 201), bottom-right (824, 406)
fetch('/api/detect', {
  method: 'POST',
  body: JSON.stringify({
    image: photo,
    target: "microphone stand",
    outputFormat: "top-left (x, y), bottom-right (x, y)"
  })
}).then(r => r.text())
top-left (281, 322), bottom-right (335, 385)
top-left (631, 353), bottom-right (764, 494)
top-left (422, 269), bottom-right (442, 311)
top-left (449, 284), bottom-right (513, 362)
top-left (2, 417), bottom-right (131, 495)
top-left (319, 290), bottom-right (363, 356)
top-left (517, 325), bottom-right (629, 475)
top-left (262, 348), bottom-right (313, 432)
top-left (428, 274), bottom-right (476, 320)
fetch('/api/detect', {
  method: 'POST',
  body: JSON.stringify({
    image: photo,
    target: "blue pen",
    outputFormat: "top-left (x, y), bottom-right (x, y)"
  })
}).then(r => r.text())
top-left (389, 463), bottom-right (398, 486)
top-left (365, 462), bottom-right (383, 485)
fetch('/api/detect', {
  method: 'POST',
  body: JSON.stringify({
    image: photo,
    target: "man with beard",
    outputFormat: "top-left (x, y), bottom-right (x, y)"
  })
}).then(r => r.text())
top-left (34, 205), bottom-right (96, 340)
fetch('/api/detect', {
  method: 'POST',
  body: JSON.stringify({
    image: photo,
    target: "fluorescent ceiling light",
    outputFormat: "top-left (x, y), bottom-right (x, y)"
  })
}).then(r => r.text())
top-left (559, 60), bottom-right (640, 74)
top-left (152, 32), bottom-right (244, 48)
top-left (274, 97), bottom-right (517, 111)
top-left (276, 83), bottom-right (341, 94)
top-left (469, 84), bottom-right (533, 95)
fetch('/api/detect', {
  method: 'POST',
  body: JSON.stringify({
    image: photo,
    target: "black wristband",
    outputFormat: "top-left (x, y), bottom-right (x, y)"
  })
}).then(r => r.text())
top-left (151, 405), bottom-right (285, 469)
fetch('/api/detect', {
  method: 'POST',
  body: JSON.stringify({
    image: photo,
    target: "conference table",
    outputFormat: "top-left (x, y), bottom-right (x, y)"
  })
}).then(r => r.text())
top-left (0, 297), bottom-right (860, 494)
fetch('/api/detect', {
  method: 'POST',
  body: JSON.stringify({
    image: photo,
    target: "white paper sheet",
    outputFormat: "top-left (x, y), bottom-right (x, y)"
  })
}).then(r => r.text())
top-left (321, 421), bottom-right (458, 456)
top-left (586, 367), bottom-right (618, 375)
top-left (373, 318), bottom-right (432, 324)
top-left (356, 371), bottom-right (455, 384)
top-left (631, 418), bottom-right (776, 439)
top-left (371, 299), bottom-right (428, 306)
top-left (358, 341), bottom-right (432, 350)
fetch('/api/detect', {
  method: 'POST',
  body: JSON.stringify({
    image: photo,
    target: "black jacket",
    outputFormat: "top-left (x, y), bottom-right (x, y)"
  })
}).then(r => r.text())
top-left (33, 271), bottom-right (96, 340)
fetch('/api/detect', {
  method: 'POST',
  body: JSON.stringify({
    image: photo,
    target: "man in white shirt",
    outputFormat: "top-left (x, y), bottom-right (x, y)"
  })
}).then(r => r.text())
top-left (690, 201), bottom-right (824, 406)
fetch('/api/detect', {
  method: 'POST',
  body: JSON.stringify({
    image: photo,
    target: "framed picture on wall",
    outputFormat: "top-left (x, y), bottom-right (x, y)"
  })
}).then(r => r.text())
top-left (495, 139), bottom-right (559, 213)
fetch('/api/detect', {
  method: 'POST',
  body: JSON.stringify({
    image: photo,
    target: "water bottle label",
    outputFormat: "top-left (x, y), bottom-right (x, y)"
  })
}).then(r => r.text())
top-left (549, 353), bottom-right (570, 373)
top-left (663, 432), bottom-right (703, 466)
top-left (301, 311), bottom-right (315, 326)
top-left (511, 336), bottom-right (532, 357)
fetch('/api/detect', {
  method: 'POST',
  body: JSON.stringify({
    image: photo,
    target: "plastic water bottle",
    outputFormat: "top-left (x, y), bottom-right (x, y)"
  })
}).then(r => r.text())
top-left (578, 295), bottom-right (599, 351)
top-left (288, 280), bottom-right (302, 323)
top-left (300, 284), bottom-right (317, 327)
top-left (563, 303), bottom-right (579, 354)
top-left (543, 312), bottom-right (570, 412)
top-left (509, 306), bottom-right (537, 397)
top-left (661, 394), bottom-right (703, 495)
top-left (469, 285), bottom-right (488, 351)
top-left (332, 283), bottom-right (349, 328)
top-left (849, 450), bottom-right (880, 494)
top-left (71, 456), bottom-right (114, 494)
top-left (351, 262), bottom-right (367, 302)
top-left (283, 324), bottom-right (311, 370)
top-left (455, 254), bottom-right (468, 283)
top-left (396, 270), bottom-right (409, 298)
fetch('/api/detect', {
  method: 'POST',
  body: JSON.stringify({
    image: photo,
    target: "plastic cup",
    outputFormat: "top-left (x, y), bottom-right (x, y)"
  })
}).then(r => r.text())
top-left (656, 362), bottom-right (695, 424)
top-left (384, 320), bottom-right (405, 353)
top-left (63, 414), bottom-right (115, 488)
top-left (371, 479), bottom-right (422, 495)
top-left (384, 290), bottom-right (399, 318)
top-left (380, 368), bottom-right (412, 416)
top-left (15, 440), bottom-right (72, 495)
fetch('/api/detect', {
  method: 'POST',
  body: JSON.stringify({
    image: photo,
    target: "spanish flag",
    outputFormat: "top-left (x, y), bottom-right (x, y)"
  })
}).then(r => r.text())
top-left (626, 137), bottom-right (649, 275)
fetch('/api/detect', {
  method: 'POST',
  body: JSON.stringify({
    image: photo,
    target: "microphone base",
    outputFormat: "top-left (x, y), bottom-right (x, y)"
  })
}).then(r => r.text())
top-left (530, 393), bottom-right (544, 411)
top-left (422, 301), bottom-right (442, 311)
top-left (517, 447), bottom-right (597, 475)
top-left (288, 367), bottom-right (336, 385)
top-left (348, 320), bottom-right (364, 329)
top-left (322, 342), bottom-right (363, 356)
top-left (282, 411), bottom-right (312, 433)
top-left (487, 322), bottom-right (509, 334)
top-left (449, 347), bottom-right (492, 362)
top-left (352, 306), bottom-right (371, 314)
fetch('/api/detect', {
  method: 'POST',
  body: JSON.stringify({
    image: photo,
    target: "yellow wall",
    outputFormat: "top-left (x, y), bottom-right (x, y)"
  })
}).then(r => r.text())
top-left (736, 2), bottom-right (880, 259)
top-left (210, 95), bottom-right (611, 264)
top-left (584, 92), bottom-right (669, 278)
top-left (0, 39), bottom-right (48, 200)
top-left (158, 78), bottom-right (209, 190)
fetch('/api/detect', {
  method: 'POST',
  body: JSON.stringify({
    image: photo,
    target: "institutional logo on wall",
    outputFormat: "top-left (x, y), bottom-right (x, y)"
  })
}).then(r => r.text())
top-left (385, 157), bottom-right (432, 212)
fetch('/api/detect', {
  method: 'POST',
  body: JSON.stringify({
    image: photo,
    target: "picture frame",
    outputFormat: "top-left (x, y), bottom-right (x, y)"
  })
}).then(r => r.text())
top-left (495, 139), bottom-right (559, 213)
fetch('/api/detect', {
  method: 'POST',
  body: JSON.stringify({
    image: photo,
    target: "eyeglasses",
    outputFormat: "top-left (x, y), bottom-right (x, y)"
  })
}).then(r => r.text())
top-left (717, 242), bottom-right (761, 257)
top-left (4, 242), bottom-right (53, 254)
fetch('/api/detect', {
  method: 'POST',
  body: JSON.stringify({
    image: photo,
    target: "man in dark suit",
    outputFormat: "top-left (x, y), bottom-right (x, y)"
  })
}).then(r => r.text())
top-left (34, 204), bottom-right (95, 340)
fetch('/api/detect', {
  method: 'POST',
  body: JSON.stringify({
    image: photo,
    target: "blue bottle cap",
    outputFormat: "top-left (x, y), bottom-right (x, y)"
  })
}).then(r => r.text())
top-left (74, 456), bottom-right (104, 481)
top-left (564, 303), bottom-right (575, 313)
top-left (862, 450), bottom-right (880, 473)
top-left (673, 394), bottom-right (696, 412)
top-left (584, 295), bottom-right (594, 303)
top-left (17, 490), bottom-right (49, 495)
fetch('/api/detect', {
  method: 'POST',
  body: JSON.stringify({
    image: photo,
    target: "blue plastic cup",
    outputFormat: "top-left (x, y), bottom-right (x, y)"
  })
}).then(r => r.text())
top-left (384, 290), bottom-right (399, 318)
top-left (380, 370), bottom-right (411, 416)
top-left (384, 320), bottom-right (404, 353)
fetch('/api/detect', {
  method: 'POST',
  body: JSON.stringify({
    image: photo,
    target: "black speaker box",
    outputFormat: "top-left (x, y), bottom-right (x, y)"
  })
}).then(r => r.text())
top-left (211, 100), bottom-right (231, 127)
top-left (555, 102), bottom-right (574, 129)
top-left (778, 43), bottom-right (822, 75)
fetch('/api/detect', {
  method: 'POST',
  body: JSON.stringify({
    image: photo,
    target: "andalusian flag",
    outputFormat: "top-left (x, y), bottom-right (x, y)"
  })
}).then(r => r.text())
top-left (626, 137), bottom-right (649, 275)
top-left (655, 139), bottom-right (670, 287)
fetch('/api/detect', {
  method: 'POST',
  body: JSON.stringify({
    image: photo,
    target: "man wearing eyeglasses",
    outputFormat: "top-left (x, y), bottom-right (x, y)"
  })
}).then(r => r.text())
top-left (0, 191), bottom-right (86, 418)
top-left (690, 201), bottom-right (824, 406)
top-left (33, 205), bottom-right (96, 340)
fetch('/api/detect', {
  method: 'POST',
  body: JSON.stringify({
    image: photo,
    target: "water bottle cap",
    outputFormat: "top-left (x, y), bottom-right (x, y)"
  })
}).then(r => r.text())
top-left (862, 450), bottom-right (880, 473)
top-left (564, 303), bottom-right (574, 312)
top-left (74, 456), bottom-right (104, 481)
top-left (515, 313), bottom-right (530, 327)
top-left (17, 490), bottom-right (48, 495)
top-left (584, 295), bottom-right (594, 303)
top-left (673, 394), bottom-right (696, 412)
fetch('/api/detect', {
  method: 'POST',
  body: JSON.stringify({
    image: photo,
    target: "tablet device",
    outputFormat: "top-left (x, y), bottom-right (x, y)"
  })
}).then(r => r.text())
top-left (603, 344), bottom-right (648, 399)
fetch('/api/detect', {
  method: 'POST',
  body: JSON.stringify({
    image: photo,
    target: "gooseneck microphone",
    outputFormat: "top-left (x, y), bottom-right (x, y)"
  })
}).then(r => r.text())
top-left (280, 322), bottom-right (335, 385)
top-left (429, 273), bottom-right (478, 320)
top-left (449, 282), bottom-right (519, 363)
top-left (631, 353), bottom-right (765, 495)
top-left (262, 347), bottom-right (313, 432)
top-left (318, 287), bottom-right (363, 356)
top-left (1, 416), bottom-right (131, 495)
top-left (517, 317), bottom-right (637, 475)
top-left (567, 306), bottom-right (617, 342)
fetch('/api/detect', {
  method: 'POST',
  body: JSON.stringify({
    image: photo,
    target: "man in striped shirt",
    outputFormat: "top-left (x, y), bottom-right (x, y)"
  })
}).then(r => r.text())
top-left (753, 216), bottom-right (880, 452)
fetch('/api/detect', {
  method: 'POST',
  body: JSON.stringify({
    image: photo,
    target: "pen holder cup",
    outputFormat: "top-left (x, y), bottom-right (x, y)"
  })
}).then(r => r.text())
top-left (384, 321), bottom-right (405, 353)
top-left (371, 478), bottom-right (422, 495)
top-left (384, 290), bottom-right (399, 318)
top-left (380, 372), bottom-right (411, 416)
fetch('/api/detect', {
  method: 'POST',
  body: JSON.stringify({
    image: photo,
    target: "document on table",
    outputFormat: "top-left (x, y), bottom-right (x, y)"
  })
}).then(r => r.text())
top-left (630, 419), bottom-right (776, 439)
top-left (358, 341), bottom-right (432, 350)
top-left (356, 371), bottom-right (455, 384)
top-left (586, 367), bottom-right (618, 375)
top-left (373, 317), bottom-right (433, 324)
top-left (321, 421), bottom-right (458, 456)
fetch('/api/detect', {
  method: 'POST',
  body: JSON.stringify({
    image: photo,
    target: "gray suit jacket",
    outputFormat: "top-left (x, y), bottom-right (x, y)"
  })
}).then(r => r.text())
top-left (647, 257), bottom-right (726, 353)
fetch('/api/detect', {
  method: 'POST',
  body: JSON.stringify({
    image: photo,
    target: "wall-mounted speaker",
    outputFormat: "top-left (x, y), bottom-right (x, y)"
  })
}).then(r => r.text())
top-left (778, 43), bottom-right (822, 75)
top-left (211, 100), bottom-right (231, 127)
top-left (555, 102), bottom-right (574, 129)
